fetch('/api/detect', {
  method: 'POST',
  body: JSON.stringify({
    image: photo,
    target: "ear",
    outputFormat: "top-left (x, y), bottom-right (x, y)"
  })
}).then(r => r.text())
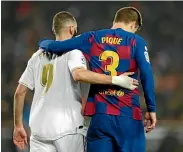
top-left (129, 23), bottom-right (134, 30)
top-left (130, 21), bottom-right (137, 30)
top-left (69, 26), bottom-right (74, 35)
top-left (52, 27), bottom-right (55, 34)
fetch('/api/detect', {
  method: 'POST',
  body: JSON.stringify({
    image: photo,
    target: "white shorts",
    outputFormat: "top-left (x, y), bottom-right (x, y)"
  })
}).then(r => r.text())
top-left (30, 134), bottom-right (85, 152)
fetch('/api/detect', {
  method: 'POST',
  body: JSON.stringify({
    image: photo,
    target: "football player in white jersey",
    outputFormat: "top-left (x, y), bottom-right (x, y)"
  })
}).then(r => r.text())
top-left (13, 11), bottom-right (139, 152)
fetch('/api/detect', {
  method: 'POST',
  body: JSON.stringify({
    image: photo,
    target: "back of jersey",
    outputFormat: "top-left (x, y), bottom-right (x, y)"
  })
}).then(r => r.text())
top-left (85, 28), bottom-right (141, 120)
top-left (19, 50), bottom-right (85, 140)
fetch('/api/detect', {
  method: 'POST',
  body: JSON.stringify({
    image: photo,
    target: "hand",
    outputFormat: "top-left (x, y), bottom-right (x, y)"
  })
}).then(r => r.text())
top-left (13, 126), bottom-right (28, 150)
top-left (144, 112), bottom-right (157, 133)
top-left (122, 72), bottom-right (139, 86)
top-left (112, 72), bottom-right (139, 90)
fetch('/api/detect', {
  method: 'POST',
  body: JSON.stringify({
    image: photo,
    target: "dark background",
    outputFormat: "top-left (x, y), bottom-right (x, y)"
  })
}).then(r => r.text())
top-left (1, 1), bottom-right (183, 152)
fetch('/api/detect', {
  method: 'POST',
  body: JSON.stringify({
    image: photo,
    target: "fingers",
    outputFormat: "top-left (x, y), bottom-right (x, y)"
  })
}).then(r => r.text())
top-left (129, 79), bottom-right (138, 90)
top-left (13, 127), bottom-right (28, 150)
top-left (13, 134), bottom-right (27, 150)
top-left (145, 125), bottom-right (155, 133)
top-left (120, 73), bottom-right (139, 87)
top-left (148, 119), bottom-right (156, 130)
top-left (24, 137), bottom-right (28, 144)
top-left (145, 119), bottom-right (156, 133)
top-left (143, 119), bottom-right (148, 127)
top-left (21, 133), bottom-right (28, 145)
top-left (130, 85), bottom-right (137, 90)
top-left (117, 74), bottom-right (138, 90)
top-left (122, 72), bottom-right (134, 76)
top-left (13, 138), bottom-right (25, 150)
top-left (132, 79), bottom-right (139, 86)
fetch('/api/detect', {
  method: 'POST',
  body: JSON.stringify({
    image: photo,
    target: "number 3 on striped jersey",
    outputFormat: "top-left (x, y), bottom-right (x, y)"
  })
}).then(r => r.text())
top-left (41, 64), bottom-right (53, 94)
top-left (99, 51), bottom-right (119, 76)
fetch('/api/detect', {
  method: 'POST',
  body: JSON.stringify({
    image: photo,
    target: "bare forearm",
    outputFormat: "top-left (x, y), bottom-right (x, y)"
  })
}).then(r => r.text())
top-left (72, 68), bottom-right (137, 90)
top-left (14, 84), bottom-right (28, 127)
top-left (14, 94), bottom-right (25, 127)
top-left (74, 70), bottom-right (112, 84)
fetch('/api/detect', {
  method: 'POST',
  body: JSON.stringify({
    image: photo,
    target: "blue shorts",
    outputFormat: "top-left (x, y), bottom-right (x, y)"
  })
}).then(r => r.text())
top-left (86, 114), bottom-right (145, 152)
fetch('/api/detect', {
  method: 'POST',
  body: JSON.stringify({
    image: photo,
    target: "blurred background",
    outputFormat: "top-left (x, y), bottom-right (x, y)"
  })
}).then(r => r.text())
top-left (1, 1), bottom-right (183, 152)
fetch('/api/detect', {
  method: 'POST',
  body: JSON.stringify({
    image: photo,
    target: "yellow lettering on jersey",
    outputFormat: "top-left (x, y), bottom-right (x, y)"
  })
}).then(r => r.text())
top-left (41, 64), bottom-right (54, 94)
top-left (101, 37), bottom-right (122, 45)
top-left (99, 51), bottom-right (119, 76)
top-left (113, 38), bottom-right (117, 44)
top-left (101, 37), bottom-right (106, 43)
top-left (117, 38), bottom-right (122, 44)
top-left (109, 37), bottom-right (113, 44)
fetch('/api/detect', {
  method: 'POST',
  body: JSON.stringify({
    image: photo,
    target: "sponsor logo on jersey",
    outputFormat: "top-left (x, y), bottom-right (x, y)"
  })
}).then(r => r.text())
top-left (99, 89), bottom-right (124, 97)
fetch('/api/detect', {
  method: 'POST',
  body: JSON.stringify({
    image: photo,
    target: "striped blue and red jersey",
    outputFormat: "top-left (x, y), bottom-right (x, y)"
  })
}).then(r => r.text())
top-left (39, 28), bottom-right (156, 120)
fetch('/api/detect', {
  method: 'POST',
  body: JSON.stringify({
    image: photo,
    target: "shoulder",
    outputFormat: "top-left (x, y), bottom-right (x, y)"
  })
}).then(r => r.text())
top-left (69, 49), bottom-right (84, 56)
top-left (78, 31), bottom-right (95, 37)
top-left (82, 29), bottom-right (113, 36)
top-left (28, 49), bottom-right (43, 65)
top-left (74, 32), bottom-right (95, 43)
top-left (31, 49), bottom-right (43, 58)
top-left (134, 34), bottom-right (146, 45)
top-left (68, 49), bottom-right (86, 60)
top-left (68, 49), bottom-right (87, 67)
top-left (94, 28), bottom-right (112, 35)
top-left (134, 35), bottom-right (149, 61)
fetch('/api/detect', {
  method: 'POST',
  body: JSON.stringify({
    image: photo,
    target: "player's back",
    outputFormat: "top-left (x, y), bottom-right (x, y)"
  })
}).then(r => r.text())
top-left (29, 50), bottom-right (84, 140)
top-left (85, 28), bottom-right (141, 120)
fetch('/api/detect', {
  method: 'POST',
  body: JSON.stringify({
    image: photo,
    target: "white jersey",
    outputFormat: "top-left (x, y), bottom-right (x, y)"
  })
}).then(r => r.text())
top-left (19, 49), bottom-right (90, 140)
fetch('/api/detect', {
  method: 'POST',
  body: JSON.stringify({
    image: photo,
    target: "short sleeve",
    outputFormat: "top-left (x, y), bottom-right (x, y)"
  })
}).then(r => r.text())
top-left (68, 49), bottom-right (87, 72)
top-left (18, 58), bottom-right (34, 90)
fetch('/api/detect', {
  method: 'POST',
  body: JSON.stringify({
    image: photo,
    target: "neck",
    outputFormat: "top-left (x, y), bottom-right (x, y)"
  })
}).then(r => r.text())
top-left (56, 34), bottom-right (72, 41)
top-left (111, 23), bottom-right (133, 33)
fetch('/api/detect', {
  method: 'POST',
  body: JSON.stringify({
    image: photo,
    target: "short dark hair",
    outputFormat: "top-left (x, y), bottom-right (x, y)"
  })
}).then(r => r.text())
top-left (52, 11), bottom-right (76, 35)
top-left (114, 7), bottom-right (142, 30)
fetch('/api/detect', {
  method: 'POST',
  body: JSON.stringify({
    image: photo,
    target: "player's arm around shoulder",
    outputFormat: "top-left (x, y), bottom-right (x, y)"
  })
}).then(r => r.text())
top-left (39, 31), bottom-right (95, 53)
